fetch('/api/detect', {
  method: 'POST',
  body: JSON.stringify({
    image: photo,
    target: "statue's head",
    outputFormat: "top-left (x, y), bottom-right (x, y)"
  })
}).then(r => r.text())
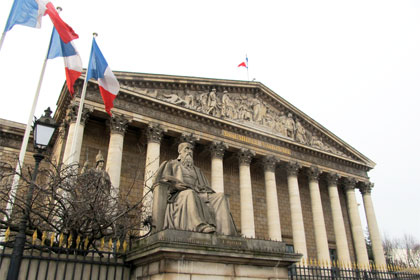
top-left (96, 151), bottom-right (105, 169)
top-left (178, 142), bottom-right (194, 168)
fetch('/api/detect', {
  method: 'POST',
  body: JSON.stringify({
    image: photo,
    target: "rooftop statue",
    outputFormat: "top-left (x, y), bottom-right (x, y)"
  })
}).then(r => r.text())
top-left (152, 142), bottom-right (237, 235)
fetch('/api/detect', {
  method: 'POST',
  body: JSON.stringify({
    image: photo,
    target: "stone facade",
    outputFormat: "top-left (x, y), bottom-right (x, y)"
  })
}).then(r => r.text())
top-left (1, 71), bottom-right (386, 268)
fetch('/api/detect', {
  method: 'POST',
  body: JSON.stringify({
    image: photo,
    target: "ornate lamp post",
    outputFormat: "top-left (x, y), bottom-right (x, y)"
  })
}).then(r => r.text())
top-left (7, 108), bottom-right (57, 280)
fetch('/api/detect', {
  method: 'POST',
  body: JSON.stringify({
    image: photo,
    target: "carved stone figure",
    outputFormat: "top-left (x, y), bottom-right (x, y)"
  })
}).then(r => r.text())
top-left (162, 93), bottom-right (186, 106)
top-left (295, 121), bottom-right (307, 144)
top-left (221, 91), bottom-right (236, 119)
top-left (207, 88), bottom-right (219, 116)
top-left (152, 142), bottom-right (237, 235)
top-left (285, 113), bottom-right (296, 139)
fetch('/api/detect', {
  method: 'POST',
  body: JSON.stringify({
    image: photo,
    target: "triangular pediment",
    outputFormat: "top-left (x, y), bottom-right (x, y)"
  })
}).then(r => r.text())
top-left (107, 72), bottom-right (374, 168)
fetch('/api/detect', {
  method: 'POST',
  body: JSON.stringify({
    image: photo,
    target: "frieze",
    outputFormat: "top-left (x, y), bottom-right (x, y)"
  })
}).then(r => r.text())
top-left (123, 85), bottom-right (353, 159)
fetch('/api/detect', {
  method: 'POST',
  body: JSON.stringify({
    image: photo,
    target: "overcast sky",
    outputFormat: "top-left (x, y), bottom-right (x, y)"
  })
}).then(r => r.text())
top-left (0, 0), bottom-right (419, 241)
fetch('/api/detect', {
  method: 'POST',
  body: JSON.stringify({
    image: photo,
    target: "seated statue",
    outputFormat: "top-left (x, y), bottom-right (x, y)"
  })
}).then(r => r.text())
top-left (152, 142), bottom-right (237, 235)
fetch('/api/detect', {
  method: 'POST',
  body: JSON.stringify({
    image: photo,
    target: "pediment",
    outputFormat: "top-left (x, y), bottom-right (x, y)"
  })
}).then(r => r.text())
top-left (114, 73), bottom-right (374, 168)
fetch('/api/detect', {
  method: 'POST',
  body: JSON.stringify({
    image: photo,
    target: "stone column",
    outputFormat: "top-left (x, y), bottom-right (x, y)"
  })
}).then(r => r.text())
top-left (106, 114), bottom-right (129, 197)
top-left (62, 102), bottom-right (91, 165)
top-left (263, 156), bottom-right (282, 241)
top-left (143, 123), bottom-right (165, 216)
top-left (237, 148), bottom-right (256, 238)
top-left (360, 183), bottom-right (387, 268)
top-left (326, 173), bottom-right (351, 265)
top-left (209, 141), bottom-right (228, 193)
top-left (307, 167), bottom-right (330, 263)
top-left (286, 162), bottom-right (307, 259)
top-left (344, 178), bottom-right (369, 267)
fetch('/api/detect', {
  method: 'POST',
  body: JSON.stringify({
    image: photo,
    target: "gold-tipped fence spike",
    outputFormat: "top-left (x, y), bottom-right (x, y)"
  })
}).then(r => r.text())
top-left (41, 231), bottom-right (46, 246)
top-left (116, 240), bottom-right (121, 252)
top-left (84, 237), bottom-right (89, 250)
top-left (50, 232), bottom-right (55, 247)
top-left (5, 227), bottom-right (10, 242)
top-left (32, 231), bottom-right (37, 245)
top-left (100, 237), bottom-right (104, 250)
top-left (59, 233), bottom-right (64, 247)
top-left (310, 258), bottom-right (313, 266)
top-left (67, 234), bottom-right (73, 248)
top-left (76, 235), bottom-right (81, 248)
top-left (123, 240), bottom-right (127, 253)
top-left (108, 238), bottom-right (113, 249)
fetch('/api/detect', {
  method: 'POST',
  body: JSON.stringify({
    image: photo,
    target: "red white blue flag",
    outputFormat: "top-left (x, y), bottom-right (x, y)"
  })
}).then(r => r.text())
top-left (47, 28), bottom-right (82, 96)
top-left (238, 55), bottom-right (248, 68)
top-left (4, 0), bottom-right (78, 43)
top-left (87, 38), bottom-right (120, 116)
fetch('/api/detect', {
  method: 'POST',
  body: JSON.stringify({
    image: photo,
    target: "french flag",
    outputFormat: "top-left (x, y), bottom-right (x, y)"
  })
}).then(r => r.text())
top-left (238, 55), bottom-right (249, 68)
top-left (4, 0), bottom-right (78, 43)
top-left (87, 38), bottom-right (120, 116)
top-left (47, 28), bottom-right (82, 96)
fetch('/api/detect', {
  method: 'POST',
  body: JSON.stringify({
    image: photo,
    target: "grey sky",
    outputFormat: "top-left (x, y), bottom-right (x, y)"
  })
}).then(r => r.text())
top-left (0, 0), bottom-right (419, 240)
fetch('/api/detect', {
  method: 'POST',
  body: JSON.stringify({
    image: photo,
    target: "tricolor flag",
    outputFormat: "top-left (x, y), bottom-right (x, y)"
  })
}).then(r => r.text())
top-left (238, 55), bottom-right (248, 68)
top-left (4, 0), bottom-right (78, 43)
top-left (47, 28), bottom-right (82, 96)
top-left (87, 38), bottom-right (120, 116)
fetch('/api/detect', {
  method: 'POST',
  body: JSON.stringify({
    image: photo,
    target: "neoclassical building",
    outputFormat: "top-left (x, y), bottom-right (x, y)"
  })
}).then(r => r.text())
top-left (0, 72), bottom-right (386, 267)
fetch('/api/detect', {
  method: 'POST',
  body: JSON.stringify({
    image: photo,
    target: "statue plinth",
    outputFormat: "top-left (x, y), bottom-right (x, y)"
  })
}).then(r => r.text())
top-left (127, 229), bottom-right (301, 279)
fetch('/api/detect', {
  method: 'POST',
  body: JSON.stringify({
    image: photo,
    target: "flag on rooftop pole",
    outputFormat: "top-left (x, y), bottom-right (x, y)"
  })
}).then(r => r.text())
top-left (1, 0), bottom-right (78, 52)
top-left (47, 27), bottom-right (82, 96)
top-left (237, 54), bottom-right (249, 81)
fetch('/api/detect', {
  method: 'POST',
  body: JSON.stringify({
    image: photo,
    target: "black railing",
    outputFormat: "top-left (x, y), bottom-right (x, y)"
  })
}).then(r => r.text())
top-left (289, 264), bottom-right (420, 280)
top-left (0, 241), bottom-right (130, 280)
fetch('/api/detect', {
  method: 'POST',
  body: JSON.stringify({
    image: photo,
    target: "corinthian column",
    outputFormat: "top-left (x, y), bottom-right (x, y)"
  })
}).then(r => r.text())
top-left (143, 123), bottom-right (165, 216)
top-left (286, 162), bottom-right (307, 259)
top-left (209, 141), bottom-right (228, 193)
top-left (344, 178), bottom-right (369, 267)
top-left (307, 167), bottom-right (330, 264)
top-left (237, 148), bottom-right (256, 238)
top-left (326, 173), bottom-right (351, 265)
top-left (106, 114), bottom-right (129, 196)
top-left (62, 102), bottom-right (92, 165)
top-left (263, 156), bottom-right (282, 241)
top-left (360, 183), bottom-right (386, 268)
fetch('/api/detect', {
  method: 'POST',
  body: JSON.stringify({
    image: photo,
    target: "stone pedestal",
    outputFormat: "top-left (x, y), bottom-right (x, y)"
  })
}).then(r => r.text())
top-left (127, 229), bottom-right (301, 280)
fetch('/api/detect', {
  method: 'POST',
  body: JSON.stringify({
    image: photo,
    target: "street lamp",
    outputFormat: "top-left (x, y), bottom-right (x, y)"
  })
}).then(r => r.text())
top-left (7, 107), bottom-right (57, 280)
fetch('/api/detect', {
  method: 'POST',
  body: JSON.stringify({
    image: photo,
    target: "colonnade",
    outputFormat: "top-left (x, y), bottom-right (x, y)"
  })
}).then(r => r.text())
top-left (62, 112), bottom-right (386, 267)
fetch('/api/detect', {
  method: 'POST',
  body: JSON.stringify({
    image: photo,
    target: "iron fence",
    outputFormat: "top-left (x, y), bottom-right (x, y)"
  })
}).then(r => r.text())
top-left (289, 264), bottom-right (420, 280)
top-left (0, 240), bottom-right (130, 280)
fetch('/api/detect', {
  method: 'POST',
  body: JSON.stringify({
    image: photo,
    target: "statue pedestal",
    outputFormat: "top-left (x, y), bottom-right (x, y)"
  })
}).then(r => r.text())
top-left (127, 229), bottom-right (301, 280)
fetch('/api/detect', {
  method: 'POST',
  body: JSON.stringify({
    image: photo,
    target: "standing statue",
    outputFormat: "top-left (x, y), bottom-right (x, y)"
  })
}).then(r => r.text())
top-left (153, 142), bottom-right (237, 235)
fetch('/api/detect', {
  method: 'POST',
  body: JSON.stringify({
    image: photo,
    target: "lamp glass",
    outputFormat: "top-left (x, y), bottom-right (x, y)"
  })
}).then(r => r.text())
top-left (34, 123), bottom-right (55, 148)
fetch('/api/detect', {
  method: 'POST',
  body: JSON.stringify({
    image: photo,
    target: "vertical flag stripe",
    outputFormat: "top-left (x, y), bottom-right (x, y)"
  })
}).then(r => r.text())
top-left (4, 0), bottom-right (48, 32)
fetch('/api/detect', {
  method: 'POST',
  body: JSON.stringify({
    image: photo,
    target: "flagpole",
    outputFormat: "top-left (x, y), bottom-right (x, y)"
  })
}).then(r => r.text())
top-left (246, 54), bottom-right (249, 82)
top-left (68, 33), bottom-right (96, 165)
top-left (0, 26), bottom-right (56, 240)
top-left (0, 32), bottom-right (6, 53)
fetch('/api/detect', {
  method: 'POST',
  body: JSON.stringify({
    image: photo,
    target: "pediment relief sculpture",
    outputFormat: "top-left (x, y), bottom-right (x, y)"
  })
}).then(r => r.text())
top-left (132, 86), bottom-right (351, 159)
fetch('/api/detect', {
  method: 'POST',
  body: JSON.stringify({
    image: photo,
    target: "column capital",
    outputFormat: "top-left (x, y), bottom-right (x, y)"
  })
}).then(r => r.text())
top-left (262, 155), bottom-right (278, 172)
top-left (210, 141), bottom-right (228, 159)
top-left (326, 173), bottom-right (340, 185)
top-left (237, 148), bottom-right (255, 166)
top-left (306, 166), bottom-right (321, 181)
top-left (343, 177), bottom-right (357, 191)
top-left (66, 101), bottom-right (93, 125)
top-left (359, 182), bottom-right (374, 195)
top-left (178, 133), bottom-right (200, 147)
top-left (286, 162), bottom-right (301, 176)
top-left (108, 114), bottom-right (131, 135)
top-left (146, 123), bottom-right (166, 144)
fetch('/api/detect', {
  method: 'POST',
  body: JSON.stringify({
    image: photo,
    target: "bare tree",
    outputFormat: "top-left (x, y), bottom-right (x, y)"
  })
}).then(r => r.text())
top-left (382, 232), bottom-right (420, 268)
top-left (0, 157), bottom-right (153, 250)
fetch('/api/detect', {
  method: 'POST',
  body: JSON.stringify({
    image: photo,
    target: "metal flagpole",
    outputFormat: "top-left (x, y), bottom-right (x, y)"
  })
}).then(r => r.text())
top-left (0, 26), bottom-right (56, 240)
top-left (0, 32), bottom-right (6, 53)
top-left (246, 54), bottom-right (249, 82)
top-left (67, 33), bottom-right (96, 165)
